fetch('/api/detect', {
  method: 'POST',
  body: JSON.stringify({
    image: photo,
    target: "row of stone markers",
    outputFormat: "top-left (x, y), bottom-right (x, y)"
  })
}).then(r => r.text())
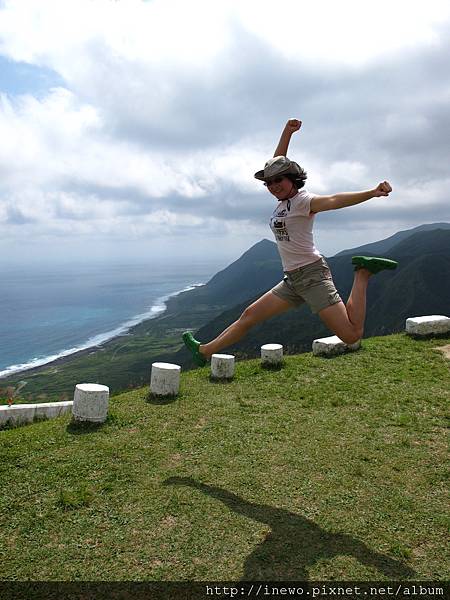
top-left (1, 315), bottom-right (449, 427)
top-left (150, 337), bottom-right (359, 396)
top-left (149, 315), bottom-right (450, 397)
top-left (151, 343), bottom-right (285, 396)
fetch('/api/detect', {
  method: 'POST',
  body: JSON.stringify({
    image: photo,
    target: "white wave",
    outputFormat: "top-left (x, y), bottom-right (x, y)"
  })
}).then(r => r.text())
top-left (0, 282), bottom-right (205, 378)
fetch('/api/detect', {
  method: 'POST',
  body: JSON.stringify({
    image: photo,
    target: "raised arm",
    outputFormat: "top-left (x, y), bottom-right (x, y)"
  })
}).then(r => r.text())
top-left (310, 181), bottom-right (392, 214)
top-left (273, 118), bottom-right (302, 157)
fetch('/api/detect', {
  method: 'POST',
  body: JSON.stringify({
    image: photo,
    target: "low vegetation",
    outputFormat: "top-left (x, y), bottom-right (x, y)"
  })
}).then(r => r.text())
top-left (0, 334), bottom-right (448, 581)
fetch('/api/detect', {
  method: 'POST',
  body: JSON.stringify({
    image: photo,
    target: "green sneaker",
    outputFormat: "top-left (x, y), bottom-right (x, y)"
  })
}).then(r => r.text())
top-left (182, 332), bottom-right (207, 367)
top-left (351, 255), bottom-right (398, 274)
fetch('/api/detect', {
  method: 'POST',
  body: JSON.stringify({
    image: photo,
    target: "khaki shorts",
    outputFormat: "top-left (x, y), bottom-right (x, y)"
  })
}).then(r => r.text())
top-left (271, 257), bottom-right (342, 314)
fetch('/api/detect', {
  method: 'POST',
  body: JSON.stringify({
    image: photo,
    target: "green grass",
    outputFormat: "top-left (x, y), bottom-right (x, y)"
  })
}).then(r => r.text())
top-left (0, 333), bottom-right (448, 581)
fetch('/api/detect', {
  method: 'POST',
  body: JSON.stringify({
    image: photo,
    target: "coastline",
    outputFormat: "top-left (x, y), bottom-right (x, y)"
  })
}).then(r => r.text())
top-left (0, 282), bottom-right (205, 381)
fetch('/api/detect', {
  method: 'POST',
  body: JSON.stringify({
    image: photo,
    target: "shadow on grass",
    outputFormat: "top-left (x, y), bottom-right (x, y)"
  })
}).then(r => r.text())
top-left (66, 419), bottom-right (106, 435)
top-left (146, 392), bottom-right (178, 405)
top-left (164, 477), bottom-right (417, 581)
top-left (66, 413), bottom-right (135, 434)
top-left (260, 362), bottom-right (284, 371)
top-left (208, 376), bottom-right (234, 384)
top-left (409, 332), bottom-right (450, 341)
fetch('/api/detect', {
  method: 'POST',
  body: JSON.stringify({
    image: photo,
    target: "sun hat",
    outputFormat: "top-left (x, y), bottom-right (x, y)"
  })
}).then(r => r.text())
top-left (254, 156), bottom-right (304, 181)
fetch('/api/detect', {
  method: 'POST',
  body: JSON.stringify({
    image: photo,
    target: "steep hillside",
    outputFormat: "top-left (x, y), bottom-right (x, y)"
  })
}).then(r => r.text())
top-left (1, 334), bottom-right (448, 582)
top-left (336, 222), bottom-right (450, 257)
top-left (165, 238), bottom-right (281, 312)
top-left (174, 230), bottom-right (450, 364)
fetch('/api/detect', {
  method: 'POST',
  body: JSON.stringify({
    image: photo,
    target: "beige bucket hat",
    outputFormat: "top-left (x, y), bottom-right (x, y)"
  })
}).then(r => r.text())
top-left (254, 156), bottom-right (305, 181)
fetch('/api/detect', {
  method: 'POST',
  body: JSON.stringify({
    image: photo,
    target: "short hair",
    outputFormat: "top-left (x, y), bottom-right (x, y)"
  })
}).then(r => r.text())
top-left (286, 167), bottom-right (307, 190)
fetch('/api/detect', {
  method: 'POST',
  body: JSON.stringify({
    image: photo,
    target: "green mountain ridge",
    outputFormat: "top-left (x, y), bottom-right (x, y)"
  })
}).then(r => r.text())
top-left (164, 237), bottom-right (280, 312)
top-left (336, 222), bottom-right (450, 257)
top-left (171, 228), bottom-right (450, 366)
top-left (1, 224), bottom-right (448, 400)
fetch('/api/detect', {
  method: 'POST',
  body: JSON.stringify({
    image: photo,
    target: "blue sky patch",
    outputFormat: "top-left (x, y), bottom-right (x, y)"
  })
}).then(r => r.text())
top-left (0, 55), bottom-right (64, 97)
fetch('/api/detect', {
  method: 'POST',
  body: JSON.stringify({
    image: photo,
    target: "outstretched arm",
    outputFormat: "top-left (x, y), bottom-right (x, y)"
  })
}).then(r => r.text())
top-left (164, 477), bottom-right (274, 525)
top-left (273, 119), bottom-right (302, 157)
top-left (331, 532), bottom-right (416, 579)
top-left (310, 181), bottom-right (392, 213)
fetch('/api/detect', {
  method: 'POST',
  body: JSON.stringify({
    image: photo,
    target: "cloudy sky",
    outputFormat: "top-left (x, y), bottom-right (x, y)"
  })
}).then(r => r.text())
top-left (1, 0), bottom-right (449, 266)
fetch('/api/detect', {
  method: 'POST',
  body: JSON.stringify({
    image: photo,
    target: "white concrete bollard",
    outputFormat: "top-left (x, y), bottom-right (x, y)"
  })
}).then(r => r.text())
top-left (312, 335), bottom-right (361, 357)
top-left (0, 403), bottom-right (36, 427)
top-left (0, 401), bottom-right (73, 428)
top-left (261, 344), bottom-right (284, 367)
top-left (35, 401), bottom-right (73, 421)
top-left (72, 383), bottom-right (109, 423)
top-left (211, 354), bottom-right (235, 380)
top-left (150, 362), bottom-right (181, 396)
top-left (405, 315), bottom-right (450, 336)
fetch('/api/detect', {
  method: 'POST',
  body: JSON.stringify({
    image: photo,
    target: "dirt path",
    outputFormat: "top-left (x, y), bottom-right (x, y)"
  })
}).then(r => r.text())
top-left (433, 344), bottom-right (450, 360)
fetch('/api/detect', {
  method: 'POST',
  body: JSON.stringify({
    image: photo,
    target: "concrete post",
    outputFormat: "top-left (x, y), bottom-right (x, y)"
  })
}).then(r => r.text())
top-left (72, 383), bottom-right (109, 423)
top-left (406, 315), bottom-right (450, 336)
top-left (261, 343), bottom-right (284, 367)
top-left (312, 335), bottom-right (361, 357)
top-left (150, 362), bottom-right (181, 396)
top-left (211, 354), bottom-right (235, 380)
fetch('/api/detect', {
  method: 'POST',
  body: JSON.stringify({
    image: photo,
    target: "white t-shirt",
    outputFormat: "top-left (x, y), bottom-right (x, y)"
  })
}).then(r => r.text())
top-left (269, 189), bottom-right (321, 271)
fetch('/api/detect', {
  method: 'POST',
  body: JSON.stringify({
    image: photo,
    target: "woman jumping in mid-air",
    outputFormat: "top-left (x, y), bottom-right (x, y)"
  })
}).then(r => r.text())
top-left (183, 119), bottom-right (397, 366)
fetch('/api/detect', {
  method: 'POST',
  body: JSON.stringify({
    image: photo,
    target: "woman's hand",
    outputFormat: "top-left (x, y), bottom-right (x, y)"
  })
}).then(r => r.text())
top-left (285, 118), bottom-right (302, 134)
top-left (274, 119), bottom-right (302, 157)
top-left (373, 181), bottom-right (392, 197)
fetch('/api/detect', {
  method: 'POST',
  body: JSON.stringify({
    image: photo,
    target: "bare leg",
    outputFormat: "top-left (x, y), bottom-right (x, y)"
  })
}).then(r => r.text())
top-left (318, 268), bottom-right (371, 344)
top-left (345, 268), bottom-right (372, 333)
top-left (200, 291), bottom-right (293, 359)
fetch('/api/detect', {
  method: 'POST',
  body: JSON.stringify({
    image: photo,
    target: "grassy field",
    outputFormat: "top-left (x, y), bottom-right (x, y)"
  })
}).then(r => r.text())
top-left (0, 333), bottom-right (448, 581)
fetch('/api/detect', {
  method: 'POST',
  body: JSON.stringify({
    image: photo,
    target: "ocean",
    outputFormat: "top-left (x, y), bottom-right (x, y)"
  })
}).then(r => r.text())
top-left (0, 260), bottom-right (221, 378)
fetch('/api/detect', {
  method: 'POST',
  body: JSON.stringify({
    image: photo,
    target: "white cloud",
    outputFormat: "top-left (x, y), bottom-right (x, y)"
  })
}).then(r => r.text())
top-left (237, 0), bottom-right (450, 65)
top-left (0, 89), bottom-right (101, 187)
top-left (0, 0), bottom-right (449, 263)
top-left (1, 0), bottom-right (449, 70)
top-left (0, 87), bottom-right (266, 199)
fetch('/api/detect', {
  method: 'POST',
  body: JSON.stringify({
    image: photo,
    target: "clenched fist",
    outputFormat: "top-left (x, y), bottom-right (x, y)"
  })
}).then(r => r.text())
top-left (373, 181), bottom-right (392, 197)
top-left (285, 118), bottom-right (302, 133)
